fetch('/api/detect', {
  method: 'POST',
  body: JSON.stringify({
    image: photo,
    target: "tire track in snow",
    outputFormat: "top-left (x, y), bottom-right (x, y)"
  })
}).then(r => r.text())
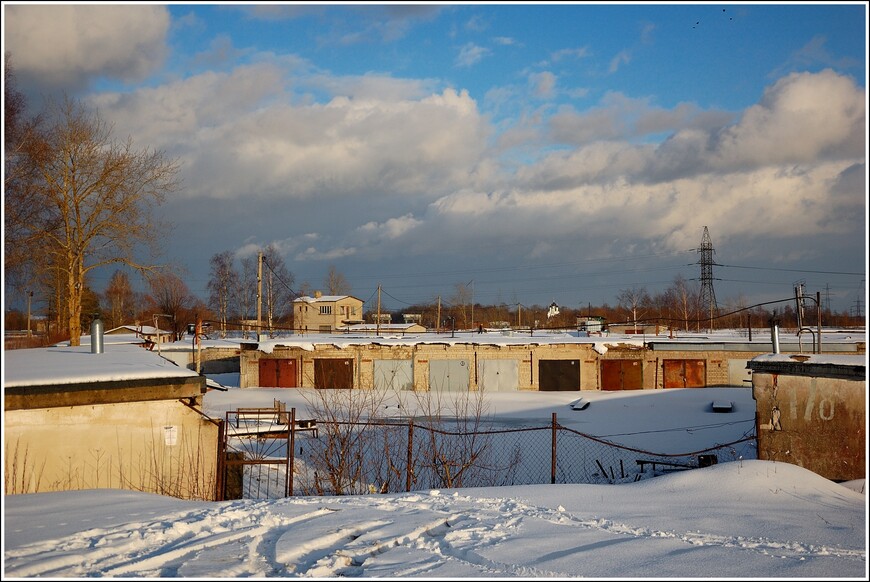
top-left (4, 504), bottom-right (337, 578)
top-left (456, 494), bottom-right (866, 564)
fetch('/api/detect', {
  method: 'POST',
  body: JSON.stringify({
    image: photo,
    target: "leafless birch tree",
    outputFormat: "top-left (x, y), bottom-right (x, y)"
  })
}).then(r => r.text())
top-left (19, 95), bottom-right (179, 345)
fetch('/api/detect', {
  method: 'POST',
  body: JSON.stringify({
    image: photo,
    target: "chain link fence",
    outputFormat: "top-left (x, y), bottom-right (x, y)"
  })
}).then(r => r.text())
top-left (219, 409), bottom-right (757, 499)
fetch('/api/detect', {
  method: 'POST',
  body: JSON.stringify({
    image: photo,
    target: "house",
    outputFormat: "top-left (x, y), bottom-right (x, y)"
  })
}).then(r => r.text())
top-left (293, 292), bottom-right (364, 333)
top-left (106, 324), bottom-right (172, 346)
top-left (4, 340), bottom-right (220, 500)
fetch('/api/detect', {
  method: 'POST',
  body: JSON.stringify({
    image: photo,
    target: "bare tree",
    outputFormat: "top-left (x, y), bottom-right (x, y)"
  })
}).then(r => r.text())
top-left (19, 95), bottom-right (180, 345)
top-left (299, 388), bottom-right (390, 496)
top-left (207, 251), bottom-right (238, 338)
top-left (666, 275), bottom-right (699, 331)
top-left (324, 265), bottom-right (351, 295)
top-left (4, 54), bottom-right (47, 303)
top-left (449, 281), bottom-right (472, 329)
top-left (238, 255), bottom-right (258, 339)
top-left (146, 272), bottom-right (195, 340)
top-left (616, 286), bottom-right (651, 328)
top-left (104, 270), bottom-right (136, 329)
top-left (262, 245), bottom-right (295, 335)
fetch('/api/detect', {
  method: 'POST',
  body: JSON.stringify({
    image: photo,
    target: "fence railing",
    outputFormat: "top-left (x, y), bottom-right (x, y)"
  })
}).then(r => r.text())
top-left (218, 409), bottom-right (757, 500)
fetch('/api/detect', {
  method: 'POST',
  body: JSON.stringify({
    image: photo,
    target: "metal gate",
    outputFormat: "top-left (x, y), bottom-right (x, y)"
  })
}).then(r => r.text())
top-left (217, 403), bottom-right (318, 500)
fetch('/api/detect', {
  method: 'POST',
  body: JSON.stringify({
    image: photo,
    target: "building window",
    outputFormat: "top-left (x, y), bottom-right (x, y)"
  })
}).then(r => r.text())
top-left (320, 305), bottom-right (332, 315)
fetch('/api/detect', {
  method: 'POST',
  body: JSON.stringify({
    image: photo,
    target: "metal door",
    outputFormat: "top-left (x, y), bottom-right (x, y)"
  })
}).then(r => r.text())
top-left (478, 359), bottom-right (518, 392)
top-left (374, 360), bottom-right (414, 391)
top-left (663, 359), bottom-right (706, 388)
top-left (539, 359), bottom-right (580, 391)
top-left (258, 359), bottom-right (298, 388)
top-left (429, 359), bottom-right (469, 392)
top-left (314, 358), bottom-right (354, 389)
top-left (600, 360), bottom-right (643, 391)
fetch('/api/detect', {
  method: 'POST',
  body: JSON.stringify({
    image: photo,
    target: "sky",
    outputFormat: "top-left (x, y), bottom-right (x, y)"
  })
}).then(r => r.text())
top-left (2, 2), bottom-right (868, 317)
top-left (3, 362), bottom-right (867, 578)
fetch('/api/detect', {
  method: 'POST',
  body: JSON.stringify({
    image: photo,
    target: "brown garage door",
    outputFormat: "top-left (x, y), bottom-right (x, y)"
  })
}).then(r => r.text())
top-left (314, 358), bottom-right (354, 389)
top-left (259, 358), bottom-right (298, 388)
top-left (600, 360), bottom-right (643, 391)
top-left (663, 359), bottom-right (706, 388)
top-left (539, 360), bottom-right (580, 391)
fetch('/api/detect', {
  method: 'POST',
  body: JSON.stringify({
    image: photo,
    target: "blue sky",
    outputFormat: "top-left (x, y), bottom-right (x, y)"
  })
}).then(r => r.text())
top-left (3, 2), bottom-right (867, 316)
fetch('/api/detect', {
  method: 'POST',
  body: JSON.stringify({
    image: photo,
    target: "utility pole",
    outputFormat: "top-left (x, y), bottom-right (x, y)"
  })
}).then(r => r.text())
top-left (517, 303), bottom-right (522, 328)
top-left (376, 284), bottom-right (382, 336)
top-left (470, 280), bottom-right (474, 331)
top-left (27, 290), bottom-right (33, 337)
top-left (257, 250), bottom-right (263, 340)
top-left (436, 295), bottom-right (441, 334)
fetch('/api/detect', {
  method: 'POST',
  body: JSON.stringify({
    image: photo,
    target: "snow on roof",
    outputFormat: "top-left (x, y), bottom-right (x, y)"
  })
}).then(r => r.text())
top-left (751, 352), bottom-right (867, 367)
top-left (294, 294), bottom-right (360, 303)
top-left (3, 342), bottom-right (200, 388)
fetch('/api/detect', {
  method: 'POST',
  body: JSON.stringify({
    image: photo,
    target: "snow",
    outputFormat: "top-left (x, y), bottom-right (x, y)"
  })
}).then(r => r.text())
top-left (2, 336), bottom-right (867, 578)
top-left (3, 340), bottom-right (199, 387)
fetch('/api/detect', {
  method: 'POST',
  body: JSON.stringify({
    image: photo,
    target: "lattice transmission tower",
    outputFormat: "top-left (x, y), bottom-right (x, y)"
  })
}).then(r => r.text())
top-left (696, 226), bottom-right (718, 330)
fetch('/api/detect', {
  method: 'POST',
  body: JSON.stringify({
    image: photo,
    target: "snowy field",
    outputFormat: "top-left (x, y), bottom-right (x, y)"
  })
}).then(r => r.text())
top-left (4, 379), bottom-right (866, 579)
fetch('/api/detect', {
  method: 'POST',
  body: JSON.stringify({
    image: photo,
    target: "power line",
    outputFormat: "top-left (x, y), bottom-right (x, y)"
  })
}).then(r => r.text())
top-left (717, 263), bottom-right (863, 276)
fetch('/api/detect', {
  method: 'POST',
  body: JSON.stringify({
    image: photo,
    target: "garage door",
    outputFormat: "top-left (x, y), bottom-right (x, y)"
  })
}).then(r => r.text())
top-left (314, 358), bottom-right (354, 389)
top-left (663, 359), bottom-right (706, 388)
top-left (539, 360), bottom-right (580, 391)
top-left (258, 358), bottom-right (298, 388)
top-left (600, 359), bottom-right (643, 391)
top-left (478, 359), bottom-right (518, 392)
top-left (429, 359), bottom-right (470, 392)
top-left (374, 360), bottom-right (414, 391)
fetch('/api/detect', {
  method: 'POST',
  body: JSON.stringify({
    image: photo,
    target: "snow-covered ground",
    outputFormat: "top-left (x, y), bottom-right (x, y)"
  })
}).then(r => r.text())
top-left (4, 376), bottom-right (866, 578)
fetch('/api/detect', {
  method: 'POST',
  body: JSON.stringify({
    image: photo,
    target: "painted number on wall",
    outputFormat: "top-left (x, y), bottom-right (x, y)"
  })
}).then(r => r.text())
top-left (789, 386), bottom-right (835, 422)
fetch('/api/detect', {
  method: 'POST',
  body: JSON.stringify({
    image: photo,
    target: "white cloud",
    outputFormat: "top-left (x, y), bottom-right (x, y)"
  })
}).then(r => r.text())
top-left (356, 214), bottom-right (423, 240)
top-left (92, 64), bottom-right (490, 203)
top-left (5, 4), bottom-right (169, 92)
top-left (712, 69), bottom-right (865, 169)
top-left (456, 43), bottom-right (491, 68)
top-left (608, 50), bottom-right (632, 74)
top-left (530, 72), bottom-right (557, 99)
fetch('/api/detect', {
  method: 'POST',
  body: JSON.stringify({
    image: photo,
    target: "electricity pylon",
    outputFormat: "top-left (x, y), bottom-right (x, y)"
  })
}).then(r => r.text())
top-left (697, 226), bottom-right (718, 331)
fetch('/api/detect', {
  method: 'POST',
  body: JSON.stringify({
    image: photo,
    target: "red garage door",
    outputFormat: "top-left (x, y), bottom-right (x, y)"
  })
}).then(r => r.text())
top-left (259, 359), bottom-right (298, 388)
top-left (600, 360), bottom-right (643, 391)
top-left (663, 359), bottom-right (706, 388)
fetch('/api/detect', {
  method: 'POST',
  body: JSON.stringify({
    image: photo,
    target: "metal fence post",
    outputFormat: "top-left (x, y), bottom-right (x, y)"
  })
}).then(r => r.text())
top-left (406, 420), bottom-right (414, 492)
top-left (287, 407), bottom-right (296, 497)
top-left (551, 412), bottom-right (557, 485)
top-left (216, 418), bottom-right (226, 501)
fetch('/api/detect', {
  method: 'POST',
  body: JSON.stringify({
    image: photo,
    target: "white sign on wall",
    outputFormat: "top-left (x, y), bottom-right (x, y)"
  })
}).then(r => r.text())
top-left (164, 425), bottom-right (178, 446)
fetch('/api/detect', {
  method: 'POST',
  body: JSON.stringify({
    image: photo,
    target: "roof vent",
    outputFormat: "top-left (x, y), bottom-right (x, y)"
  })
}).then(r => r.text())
top-left (90, 316), bottom-right (104, 354)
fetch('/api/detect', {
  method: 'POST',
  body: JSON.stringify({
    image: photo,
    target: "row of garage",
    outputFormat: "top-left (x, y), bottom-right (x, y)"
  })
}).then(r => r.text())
top-left (239, 340), bottom-right (761, 391)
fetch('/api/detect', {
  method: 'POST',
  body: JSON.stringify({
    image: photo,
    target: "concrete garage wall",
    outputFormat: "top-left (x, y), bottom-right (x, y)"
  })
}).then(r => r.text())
top-left (240, 339), bottom-right (863, 393)
top-left (750, 356), bottom-right (865, 482)
top-left (4, 400), bottom-right (219, 500)
top-left (242, 342), bottom-right (604, 391)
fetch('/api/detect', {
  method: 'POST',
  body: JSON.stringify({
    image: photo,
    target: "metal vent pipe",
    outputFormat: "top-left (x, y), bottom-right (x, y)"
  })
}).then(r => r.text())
top-left (90, 316), bottom-right (104, 354)
top-left (771, 323), bottom-right (780, 354)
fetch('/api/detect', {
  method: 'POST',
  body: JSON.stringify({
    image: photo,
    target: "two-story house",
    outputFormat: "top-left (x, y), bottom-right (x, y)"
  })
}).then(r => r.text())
top-left (293, 292), bottom-right (364, 333)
